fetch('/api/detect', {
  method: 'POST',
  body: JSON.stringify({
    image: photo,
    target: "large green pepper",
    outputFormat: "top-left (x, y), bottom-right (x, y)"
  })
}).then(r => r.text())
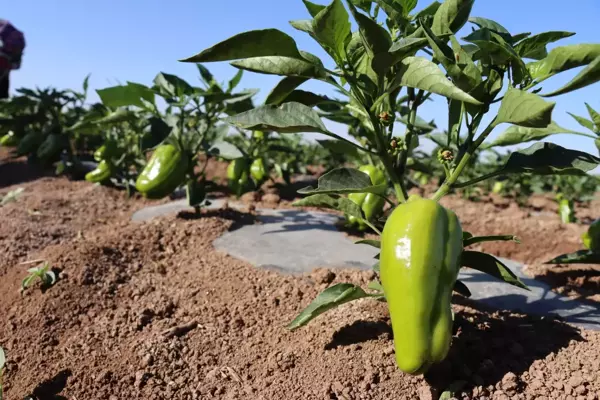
top-left (16, 131), bottom-right (43, 156)
top-left (250, 158), bottom-right (267, 184)
top-left (135, 144), bottom-right (189, 199)
top-left (582, 219), bottom-right (600, 252)
top-left (380, 195), bottom-right (463, 375)
top-left (346, 165), bottom-right (386, 230)
top-left (227, 158), bottom-right (250, 197)
top-left (85, 160), bottom-right (114, 183)
top-left (36, 134), bottom-right (64, 162)
top-left (0, 131), bottom-right (19, 146)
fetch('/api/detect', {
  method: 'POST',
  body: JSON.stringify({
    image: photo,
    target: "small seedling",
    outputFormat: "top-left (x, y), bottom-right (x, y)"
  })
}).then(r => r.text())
top-left (0, 346), bottom-right (5, 400)
top-left (21, 262), bottom-right (56, 292)
top-left (0, 187), bottom-right (24, 206)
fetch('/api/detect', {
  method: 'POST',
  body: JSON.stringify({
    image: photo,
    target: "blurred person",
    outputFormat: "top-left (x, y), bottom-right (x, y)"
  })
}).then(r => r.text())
top-left (0, 19), bottom-right (25, 99)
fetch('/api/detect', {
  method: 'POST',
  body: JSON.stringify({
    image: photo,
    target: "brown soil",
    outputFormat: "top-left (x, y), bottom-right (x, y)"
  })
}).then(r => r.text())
top-left (1, 153), bottom-right (600, 399)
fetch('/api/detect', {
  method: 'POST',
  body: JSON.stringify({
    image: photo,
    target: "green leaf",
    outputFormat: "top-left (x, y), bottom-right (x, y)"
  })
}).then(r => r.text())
top-left (95, 109), bottom-right (138, 125)
top-left (389, 57), bottom-right (482, 105)
top-left (415, 1), bottom-right (442, 19)
top-left (500, 142), bottom-right (600, 176)
top-left (355, 239), bottom-right (381, 248)
top-left (227, 70), bottom-right (244, 92)
top-left (96, 83), bottom-right (155, 108)
top-left (317, 139), bottom-right (360, 159)
top-left (153, 72), bottom-right (194, 97)
top-left (399, 0), bottom-right (418, 15)
top-left (287, 283), bottom-right (372, 330)
top-left (432, 0), bottom-right (474, 35)
top-left (230, 56), bottom-right (328, 78)
top-left (347, 1), bottom-right (392, 55)
top-left (367, 279), bottom-right (385, 294)
top-left (290, 19), bottom-right (315, 35)
top-left (546, 250), bottom-right (600, 265)
top-left (585, 103), bottom-right (600, 129)
top-left (461, 251), bottom-right (529, 290)
top-left (468, 17), bottom-right (510, 35)
top-left (283, 90), bottom-right (331, 106)
top-left (514, 31), bottom-right (575, 60)
top-left (463, 235), bottom-right (520, 247)
top-left (181, 29), bottom-right (303, 62)
top-left (485, 122), bottom-right (583, 148)
top-left (313, 0), bottom-right (352, 60)
top-left (223, 102), bottom-right (366, 150)
top-left (495, 87), bottom-right (555, 128)
top-left (453, 280), bottom-right (471, 297)
top-left (196, 64), bottom-right (215, 85)
top-left (207, 141), bottom-right (244, 160)
top-left (528, 44), bottom-right (600, 81)
top-left (372, 37), bottom-right (428, 74)
top-left (297, 167), bottom-right (387, 195)
top-left (265, 77), bottom-right (309, 105)
top-left (303, 0), bottom-right (326, 16)
top-left (293, 194), bottom-right (364, 219)
top-left (542, 56), bottom-right (600, 97)
top-left (568, 112), bottom-right (595, 132)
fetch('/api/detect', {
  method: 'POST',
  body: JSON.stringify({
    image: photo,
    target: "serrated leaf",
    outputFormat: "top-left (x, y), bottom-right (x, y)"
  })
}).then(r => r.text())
top-left (546, 250), bottom-right (600, 264)
top-left (495, 87), bottom-right (554, 128)
top-left (389, 56), bottom-right (482, 104)
top-left (500, 142), bottom-right (600, 176)
top-left (181, 29), bottom-right (303, 62)
top-left (288, 283), bottom-right (372, 330)
top-left (265, 77), bottom-right (309, 105)
top-left (297, 167), bottom-right (387, 195)
top-left (461, 251), bottom-right (529, 290)
top-left (231, 56), bottom-right (328, 78)
top-left (485, 122), bottom-right (583, 148)
top-left (432, 0), bottom-right (474, 35)
top-left (514, 31), bottom-right (575, 60)
top-left (313, 0), bottom-right (352, 60)
top-left (542, 56), bottom-right (600, 97)
top-left (568, 112), bottom-right (595, 132)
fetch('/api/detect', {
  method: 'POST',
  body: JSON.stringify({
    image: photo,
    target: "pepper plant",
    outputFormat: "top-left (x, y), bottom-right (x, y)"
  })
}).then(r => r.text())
top-left (21, 262), bottom-right (56, 292)
top-left (186, 0), bottom-right (600, 374)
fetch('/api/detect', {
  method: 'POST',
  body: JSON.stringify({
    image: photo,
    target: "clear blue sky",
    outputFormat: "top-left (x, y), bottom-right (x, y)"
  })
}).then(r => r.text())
top-left (5, 0), bottom-right (600, 156)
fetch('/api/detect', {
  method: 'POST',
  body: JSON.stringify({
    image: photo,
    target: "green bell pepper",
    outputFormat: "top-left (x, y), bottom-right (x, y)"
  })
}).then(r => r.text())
top-left (346, 165), bottom-right (386, 231)
top-left (16, 131), bottom-right (43, 156)
top-left (0, 131), bottom-right (19, 147)
top-left (135, 144), bottom-right (189, 199)
top-left (36, 134), bottom-right (64, 162)
top-left (582, 219), bottom-right (600, 252)
top-left (250, 158), bottom-right (267, 184)
top-left (380, 195), bottom-right (463, 375)
top-left (227, 158), bottom-right (250, 197)
top-left (85, 160), bottom-right (114, 183)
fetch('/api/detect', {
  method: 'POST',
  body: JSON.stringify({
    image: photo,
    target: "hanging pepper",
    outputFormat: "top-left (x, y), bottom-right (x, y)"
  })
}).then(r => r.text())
top-left (36, 134), bottom-right (64, 162)
top-left (94, 140), bottom-right (118, 162)
top-left (380, 195), bottom-right (463, 375)
top-left (346, 165), bottom-right (387, 231)
top-left (227, 158), bottom-right (250, 197)
top-left (0, 131), bottom-right (19, 146)
top-left (85, 160), bottom-right (114, 183)
top-left (16, 131), bottom-right (43, 156)
top-left (582, 219), bottom-right (600, 252)
top-left (250, 158), bottom-right (267, 184)
top-left (135, 144), bottom-right (189, 199)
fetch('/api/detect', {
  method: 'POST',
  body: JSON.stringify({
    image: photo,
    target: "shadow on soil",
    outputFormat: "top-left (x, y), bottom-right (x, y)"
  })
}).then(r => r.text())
top-left (534, 268), bottom-right (600, 304)
top-left (425, 296), bottom-right (584, 394)
top-left (324, 320), bottom-right (392, 350)
top-left (177, 208), bottom-right (256, 232)
top-left (0, 159), bottom-right (52, 188)
top-left (25, 369), bottom-right (71, 400)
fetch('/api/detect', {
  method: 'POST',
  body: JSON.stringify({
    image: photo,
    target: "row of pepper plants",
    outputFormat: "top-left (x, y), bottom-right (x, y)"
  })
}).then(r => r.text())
top-left (182, 0), bottom-right (600, 375)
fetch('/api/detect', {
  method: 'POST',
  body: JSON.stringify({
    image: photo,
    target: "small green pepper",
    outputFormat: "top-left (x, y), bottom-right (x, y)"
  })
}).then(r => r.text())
top-left (380, 195), bottom-right (463, 375)
top-left (582, 219), bottom-right (600, 252)
top-left (135, 144), bottom-right (189, 199)
top-left (85, 160), bottom-right (114, 183)
top-left (0, 131), bottom-right (19, 147)
top-left (16, 131), bottom-right (43, 156)
top-left (36, 134), bottom-right (64, 163)
top-left (250, 158), bottom-right (267, 184)
top-left (346, 165), bottom-right (386, 231)
top-left (227, 158), bottom-right (251, 197)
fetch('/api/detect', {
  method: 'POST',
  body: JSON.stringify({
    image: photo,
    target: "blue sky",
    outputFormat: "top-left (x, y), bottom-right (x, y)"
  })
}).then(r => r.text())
top-left (5, 0), bottom-right (600, 156)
